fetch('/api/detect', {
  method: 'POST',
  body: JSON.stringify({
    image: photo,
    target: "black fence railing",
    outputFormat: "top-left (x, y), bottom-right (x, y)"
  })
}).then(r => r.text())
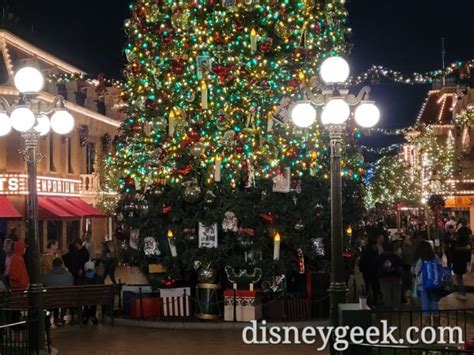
top-left (370, 308), bottom-right (474, 342)
top-left (0, 320), bottom-right (29, 355)
top-left (345, 343), bottom-right (474, 355)
top-left (0, 310), bottom-right (52, 354)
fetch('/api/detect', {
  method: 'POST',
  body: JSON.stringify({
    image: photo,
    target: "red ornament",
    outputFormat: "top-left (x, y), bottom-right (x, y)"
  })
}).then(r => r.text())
top-left (172, 60), bottom-right (185, 75)
top-left (177, 165), bottom-right (193, 175)
top-left (162, 205), bottom-right (172, 214)
top-left (260, 39), bottom-right (273, 53)
top-left (297, 249), bottom-right (305, 274)
top-left (238, 227), bottom-right (255, 237)
top-left (259, 213), bottom-right (275, 224)
top-left (161, 276), bottom-right (176, 288)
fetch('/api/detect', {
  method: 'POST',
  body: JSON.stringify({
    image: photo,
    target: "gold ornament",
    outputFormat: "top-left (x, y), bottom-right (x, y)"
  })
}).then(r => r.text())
top-left (275, 21), bottom-right (291, 40)
top-left (171, 9), bottom-right (190, 30)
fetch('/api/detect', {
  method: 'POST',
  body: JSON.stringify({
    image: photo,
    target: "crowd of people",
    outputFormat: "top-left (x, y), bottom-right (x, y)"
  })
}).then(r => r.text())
top-left (0, 230), bottom-right (118, 327)
top-left (359, 215), bottom-right (472, 325)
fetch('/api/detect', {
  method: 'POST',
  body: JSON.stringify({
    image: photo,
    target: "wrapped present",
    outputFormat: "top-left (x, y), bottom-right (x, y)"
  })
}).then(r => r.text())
top-left (121, 285), bottom-right (153, 315)
top-left (224, 290), bottom-right (262, 322)
top-left (160, 287), bottom-right (192, 318)
top-left (130, 294), bottom-right (161, 320)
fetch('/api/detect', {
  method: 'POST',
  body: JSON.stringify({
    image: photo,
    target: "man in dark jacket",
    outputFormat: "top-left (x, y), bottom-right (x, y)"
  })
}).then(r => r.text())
top-left (453, 219), bottom-right (471, 301)
top-left (77, 261), bottom-right (104, 325)
top-left (359, 236), bottom-right (381, 307)
top-left (377, 242), bottom-right (403, 309)
top-left (63, 240), bottom-right (89, 283)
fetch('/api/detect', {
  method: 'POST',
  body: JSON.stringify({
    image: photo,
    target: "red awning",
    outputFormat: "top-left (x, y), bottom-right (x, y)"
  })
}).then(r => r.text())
top-left (48, 198), bottom-right (88, 218)
top-left (39, 197), bottom-right (75, 220)
top-left (66, 198), bottom-right (106, 218)
top-left (0, 196), bottom-right (22, 219)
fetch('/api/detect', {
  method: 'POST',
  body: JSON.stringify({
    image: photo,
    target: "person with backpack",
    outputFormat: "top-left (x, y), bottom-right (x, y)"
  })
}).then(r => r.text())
top-left (453, 219), bottom-right (471, 301)
top-left (377, 242), bottom-right (403, 308)
top-left (412, 240), bottom-right (443, 326)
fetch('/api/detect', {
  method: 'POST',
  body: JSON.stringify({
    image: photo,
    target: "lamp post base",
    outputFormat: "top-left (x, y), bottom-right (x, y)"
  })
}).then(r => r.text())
top-left (328, 281), bottom-right (348, 326)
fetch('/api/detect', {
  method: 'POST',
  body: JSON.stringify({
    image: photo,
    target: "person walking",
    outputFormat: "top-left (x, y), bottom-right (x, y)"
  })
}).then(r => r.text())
top-left (453, 219), bottom-right (471, 301)
top-left (41, 240), bottom-right (60, 274)
top-left (412, 240), bottom-right (441, 326)
top-left (377, 242), bottom-right (403, 309)
top-left (9, 240), bottom-right (29, 289)
top-left (359, 236), bottom-right (381, 307)
top-left (443, 224), bottom-right (456, 269)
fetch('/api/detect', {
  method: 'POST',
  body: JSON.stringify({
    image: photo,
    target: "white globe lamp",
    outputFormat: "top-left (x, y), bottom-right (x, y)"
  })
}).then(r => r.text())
top-left (321, 98), bottom-right (350, 125)
top-left (50, 109), bottom-right (74, 135)
top-left (10, 106), bottom-right (35, 132)
top-left (320, 56), bottom-right (350, 84)
top-left (14, 67), bottom-right (44, 94)
top-left (291, 102), bottom-right (317, 128)
top-left (34, 114), bottom-right (51, 136)
top-left (0, 112), bottom-right (11, 136)
top-left (354, 102), bottom-right (380, 128)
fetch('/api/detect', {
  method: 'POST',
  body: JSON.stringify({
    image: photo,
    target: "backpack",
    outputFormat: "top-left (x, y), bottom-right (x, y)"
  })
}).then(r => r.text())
top-left (421, 259), bottom-right (451, 292)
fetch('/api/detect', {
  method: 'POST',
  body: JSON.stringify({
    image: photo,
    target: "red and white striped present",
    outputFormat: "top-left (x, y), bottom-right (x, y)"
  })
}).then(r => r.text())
top-left (159, 287), bottom-right (192, 318)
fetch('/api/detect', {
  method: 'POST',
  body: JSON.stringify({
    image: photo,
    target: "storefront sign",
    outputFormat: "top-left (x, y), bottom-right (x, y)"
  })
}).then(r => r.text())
top-left (445, 196), bottom-right (474, 209)
top-left (0, 174), bottom-right (81, 197)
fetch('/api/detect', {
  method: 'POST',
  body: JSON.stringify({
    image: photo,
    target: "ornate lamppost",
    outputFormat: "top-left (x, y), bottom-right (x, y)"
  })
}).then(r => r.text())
top-left (0, 61), bottom-right (74, 354)
top-left (290, 56), bottom-right (380, 328)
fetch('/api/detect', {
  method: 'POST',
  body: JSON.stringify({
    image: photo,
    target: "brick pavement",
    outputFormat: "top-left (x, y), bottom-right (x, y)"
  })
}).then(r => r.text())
top-left (52, 325), bottom-right (321, 355)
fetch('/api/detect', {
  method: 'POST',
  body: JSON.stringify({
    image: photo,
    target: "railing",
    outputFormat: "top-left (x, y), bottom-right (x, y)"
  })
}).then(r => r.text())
top-left (0, 320), bottom-right (29, 354)
top-left (80, 174), bottom-right (101, 194)
top-left (345, 343), bottom-right (474, 354)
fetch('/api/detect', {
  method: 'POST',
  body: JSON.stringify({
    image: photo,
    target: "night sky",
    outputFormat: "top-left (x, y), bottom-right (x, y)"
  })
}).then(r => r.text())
top-left (2, 0), bottom-right (474, 147)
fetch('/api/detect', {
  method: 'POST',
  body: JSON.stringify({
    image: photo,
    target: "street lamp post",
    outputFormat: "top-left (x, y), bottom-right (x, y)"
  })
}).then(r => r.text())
top-left (0, 61), bottom-right (74, 354)
top-left (291, 56), bottom-right (380, 330)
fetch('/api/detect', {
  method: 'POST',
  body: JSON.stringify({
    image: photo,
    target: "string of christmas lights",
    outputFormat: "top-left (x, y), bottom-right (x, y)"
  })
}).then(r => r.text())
top-left (350, 60), bottom-right (473, 86)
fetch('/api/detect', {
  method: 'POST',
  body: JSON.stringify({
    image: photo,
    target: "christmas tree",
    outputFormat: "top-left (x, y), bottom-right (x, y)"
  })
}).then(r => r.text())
top-left (107, 0), bottom-right (365, 285)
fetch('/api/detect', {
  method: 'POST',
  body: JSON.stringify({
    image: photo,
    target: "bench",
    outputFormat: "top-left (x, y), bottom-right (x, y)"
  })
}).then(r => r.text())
top-left (0, 284), bottom-right (115, 325)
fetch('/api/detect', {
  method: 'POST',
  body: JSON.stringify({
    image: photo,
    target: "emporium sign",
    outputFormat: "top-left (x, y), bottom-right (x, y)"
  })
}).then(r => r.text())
top-left (0, 174), bottom-right (81, 197)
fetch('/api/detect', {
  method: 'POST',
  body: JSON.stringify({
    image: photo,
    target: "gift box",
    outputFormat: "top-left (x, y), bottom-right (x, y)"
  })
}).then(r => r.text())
top-left (121, 285), bottom-right (153, 315)
top-left (160, 287), bottom-right (192, 318)
top-left (130, 294), bottom-right (161, 319)
top-left (224, 290), bottom-right (262, 322)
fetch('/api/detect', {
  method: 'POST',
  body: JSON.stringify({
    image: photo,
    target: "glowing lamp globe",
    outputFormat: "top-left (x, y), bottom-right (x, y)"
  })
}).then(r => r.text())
top-left (50, 109), bottom-right (74, 135)
top-left (10, 106), bottom-right (35, 132)
top-left (291, 102), bottom-right (317, 128)
top-left (0, 112), bottom-right (11, 136)
top-left (320, 56), bottom-right (350, 84)
top-left (34, 114), bottom-right (51, 136)
top-left (321, 98), bottom-right (350, 125)
top-left (14, 67), bottom-right (44, 94)
top-left (354, 102), bottom-right (380, 128)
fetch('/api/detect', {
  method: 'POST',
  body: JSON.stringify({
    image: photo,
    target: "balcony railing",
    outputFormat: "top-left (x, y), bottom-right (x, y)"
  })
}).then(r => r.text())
top-left (80, 174), bottom-right (100, 194)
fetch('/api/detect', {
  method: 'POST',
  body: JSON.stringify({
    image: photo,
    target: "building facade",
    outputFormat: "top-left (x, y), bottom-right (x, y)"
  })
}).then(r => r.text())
top-left (0, 30), bottom-right (123, 255)
top-left (403, 77), bottom-right (474, 225)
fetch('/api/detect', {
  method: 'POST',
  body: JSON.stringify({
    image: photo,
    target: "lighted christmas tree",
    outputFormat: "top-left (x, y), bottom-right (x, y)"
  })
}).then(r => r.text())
top-left (107, 0), bottom-right (365, 284)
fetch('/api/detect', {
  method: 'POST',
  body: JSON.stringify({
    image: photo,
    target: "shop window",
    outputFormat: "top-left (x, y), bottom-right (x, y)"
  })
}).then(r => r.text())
top-left (86, 142), bottom-right (95, 174)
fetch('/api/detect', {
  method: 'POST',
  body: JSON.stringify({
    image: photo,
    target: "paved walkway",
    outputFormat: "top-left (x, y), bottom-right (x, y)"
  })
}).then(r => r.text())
top-left (52, 325), bottom-right (320, 355)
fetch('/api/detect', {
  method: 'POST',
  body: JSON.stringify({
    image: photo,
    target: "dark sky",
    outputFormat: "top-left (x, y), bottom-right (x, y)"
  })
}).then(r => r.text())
top-left (3, 0), bottom-right (474, 142)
